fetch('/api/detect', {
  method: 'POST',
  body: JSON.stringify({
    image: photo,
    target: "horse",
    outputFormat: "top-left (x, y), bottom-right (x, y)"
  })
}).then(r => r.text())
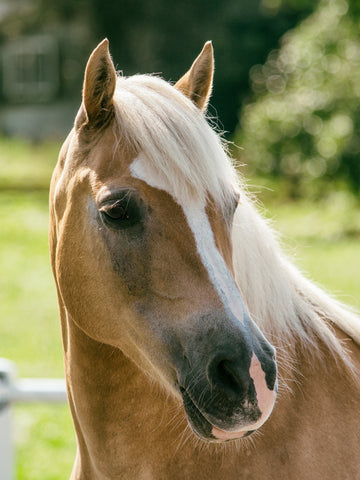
top-left (49, 39), bottom-right (360, 479)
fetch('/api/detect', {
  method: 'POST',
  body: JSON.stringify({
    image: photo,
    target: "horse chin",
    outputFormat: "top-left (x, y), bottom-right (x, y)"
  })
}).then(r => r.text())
top-left (211, 425), bottom-right (254, 441)
top-left (180, 387), bottom-right (254, 443)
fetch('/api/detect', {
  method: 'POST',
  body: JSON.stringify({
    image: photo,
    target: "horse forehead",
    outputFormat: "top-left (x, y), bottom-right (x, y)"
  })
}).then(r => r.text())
top-left (131, 153), bottom-right (246, 324)
top-left (130, 152), bottom-right (224, 236)
top-left (130, 152), bottom-right (208, 221)
top-left (130, 153), bottom-right (177, 202)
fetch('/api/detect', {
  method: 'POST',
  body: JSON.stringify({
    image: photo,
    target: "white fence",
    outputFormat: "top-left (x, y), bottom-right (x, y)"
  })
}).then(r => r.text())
top-left (0, 358), bottom-right (67, 480)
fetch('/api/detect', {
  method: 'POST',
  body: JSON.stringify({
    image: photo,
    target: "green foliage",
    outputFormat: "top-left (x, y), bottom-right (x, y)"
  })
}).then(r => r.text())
top-left (88, 0), bottom-right (315, 134)
top-left (236, 0), bottom-right (360, 195)
top-left (2, 0), bottom-right (318, 135)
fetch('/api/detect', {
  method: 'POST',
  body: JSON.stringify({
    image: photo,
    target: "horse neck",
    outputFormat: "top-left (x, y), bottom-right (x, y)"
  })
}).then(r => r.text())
top-left (60, 299), bottom-right (360, 480)
top-left (62, 313), bottom-right (188, 479)
top-left (63, 310), bottom-right (360, 480)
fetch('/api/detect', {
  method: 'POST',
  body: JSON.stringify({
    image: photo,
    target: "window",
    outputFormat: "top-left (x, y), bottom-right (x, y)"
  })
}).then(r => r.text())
top-left (2, 35), bottom-right (59, 103)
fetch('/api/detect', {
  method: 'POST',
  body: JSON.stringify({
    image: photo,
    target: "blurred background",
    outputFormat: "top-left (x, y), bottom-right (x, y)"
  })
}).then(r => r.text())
top-left (0, 0), bottom-right (359, 478)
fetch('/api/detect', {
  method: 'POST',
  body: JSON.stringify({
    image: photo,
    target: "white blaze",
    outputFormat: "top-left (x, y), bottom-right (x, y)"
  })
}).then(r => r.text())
top-left (131, 153), bottom-right (246, 323)
top-left (131, 153), bottom-right (276, 440)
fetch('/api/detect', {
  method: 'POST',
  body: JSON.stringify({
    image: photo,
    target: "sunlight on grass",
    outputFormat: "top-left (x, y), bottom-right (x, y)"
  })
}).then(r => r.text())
top-left (15, 405), bottom-right (76, 480)
top-left (0, 192), bottom-right (62, 377)
top-left (257, 187), bottom-right (360, 310)
top-left (0, 190), bottom-right (76, 479)
top-left (0, 138), bottom-right (58, 190)
top-left (297, 239), bottom-right (360, 309)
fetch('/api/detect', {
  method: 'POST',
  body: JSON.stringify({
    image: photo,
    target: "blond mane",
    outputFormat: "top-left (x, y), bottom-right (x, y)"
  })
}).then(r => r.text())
top-left (113, 74), bottom-right (238, 208)
top-left (232, 198), bottom-right (360, 367)
top-left (112, 72), bottom-right (360, 367)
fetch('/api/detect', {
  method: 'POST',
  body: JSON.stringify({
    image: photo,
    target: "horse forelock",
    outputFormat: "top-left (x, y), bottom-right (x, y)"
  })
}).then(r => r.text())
top-left (111, 74), bottom-right (239, 211)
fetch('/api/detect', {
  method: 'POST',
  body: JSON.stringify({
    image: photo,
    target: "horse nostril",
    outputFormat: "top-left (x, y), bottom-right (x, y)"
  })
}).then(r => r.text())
top-left (208, 356), bottom-right (250, 401)
top-left (218, 360), bottom-right (244, 394)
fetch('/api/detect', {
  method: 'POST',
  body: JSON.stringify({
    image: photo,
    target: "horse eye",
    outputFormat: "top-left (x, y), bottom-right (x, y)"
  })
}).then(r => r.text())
top-left (103, 201), bottom-right (130, 221)
top-left (99, 195), bottom-right (141, 229)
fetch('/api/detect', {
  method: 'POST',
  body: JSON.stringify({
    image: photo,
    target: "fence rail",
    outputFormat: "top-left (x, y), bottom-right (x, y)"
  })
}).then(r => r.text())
top-left (0, 358), bottom-right (67, 480)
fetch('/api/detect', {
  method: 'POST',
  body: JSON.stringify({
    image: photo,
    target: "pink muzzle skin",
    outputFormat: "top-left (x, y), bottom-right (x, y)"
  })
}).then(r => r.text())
top-left (211, 353), bottom-right (276, 441)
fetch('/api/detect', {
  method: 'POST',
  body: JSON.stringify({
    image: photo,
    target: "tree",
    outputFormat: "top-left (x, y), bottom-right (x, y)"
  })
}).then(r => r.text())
top-left (236, 0), bottom-right (360, 194)
top-left (90, 0), bottom-right (315, 135)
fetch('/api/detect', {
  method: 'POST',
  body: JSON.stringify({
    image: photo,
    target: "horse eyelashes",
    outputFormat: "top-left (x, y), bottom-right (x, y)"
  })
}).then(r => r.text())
top-left (104, 201), bottom-right (130, 220)
top-left (99, 195), bottom-right (142, 229)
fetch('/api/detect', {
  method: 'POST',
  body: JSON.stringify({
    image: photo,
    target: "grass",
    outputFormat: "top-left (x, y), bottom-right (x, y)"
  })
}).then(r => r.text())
top-left (0, 191), bottom-right (61, 376)
top-left (0, 139), bottom-right (359, 479)
top-left (0, 190), bottom-right (76, 480)
top-left (0, 139), bottom-right (76, 479)
top-left (0, 138), bottom-right (58, 191)
top-left (15, 405), bottom-right (75, 480)
top-left (256, 188), bottom-right (360, 310)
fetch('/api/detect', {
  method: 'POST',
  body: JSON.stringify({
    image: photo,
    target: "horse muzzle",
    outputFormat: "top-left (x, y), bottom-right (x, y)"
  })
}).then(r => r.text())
top-left (178, 339), bottom-right (277, 442)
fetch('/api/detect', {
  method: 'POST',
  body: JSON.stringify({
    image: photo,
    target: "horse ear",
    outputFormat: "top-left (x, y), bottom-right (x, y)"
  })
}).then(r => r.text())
top-left (82, 39), bottom-right (116, 127)
top-left (175, 41), bottom-right (214, 112)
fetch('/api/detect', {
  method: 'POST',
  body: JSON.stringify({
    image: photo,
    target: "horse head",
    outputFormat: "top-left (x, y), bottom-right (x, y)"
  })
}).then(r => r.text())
top-left (50, 39), bottom-right (277, 443)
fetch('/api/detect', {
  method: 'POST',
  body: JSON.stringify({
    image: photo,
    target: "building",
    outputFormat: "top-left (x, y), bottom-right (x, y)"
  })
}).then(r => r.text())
top-left (0, 0), bottom-right (94, 140)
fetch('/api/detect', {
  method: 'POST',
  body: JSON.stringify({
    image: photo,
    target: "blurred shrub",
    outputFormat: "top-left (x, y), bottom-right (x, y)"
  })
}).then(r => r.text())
top-left (236, 0), bottom-right (360, 196)
top-left (2, 0), bottom-right (318, 136)
top-left (90, 0), bottom-right (317, 135)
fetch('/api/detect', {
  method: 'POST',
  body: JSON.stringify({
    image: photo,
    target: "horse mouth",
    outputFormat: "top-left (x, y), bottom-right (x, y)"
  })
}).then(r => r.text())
top-left (179, 387), bottom-right (253, 442)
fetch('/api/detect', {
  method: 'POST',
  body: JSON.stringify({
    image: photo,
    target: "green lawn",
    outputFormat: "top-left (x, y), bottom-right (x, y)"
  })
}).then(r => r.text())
top-left (0, 138), bottom-right (58, 191)
top-left (262, 192), bottom-right (360, 310)
top-left (0, 140), bottom-right (359, 479)
top-left (0, 191), bottom-right (76, 480)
